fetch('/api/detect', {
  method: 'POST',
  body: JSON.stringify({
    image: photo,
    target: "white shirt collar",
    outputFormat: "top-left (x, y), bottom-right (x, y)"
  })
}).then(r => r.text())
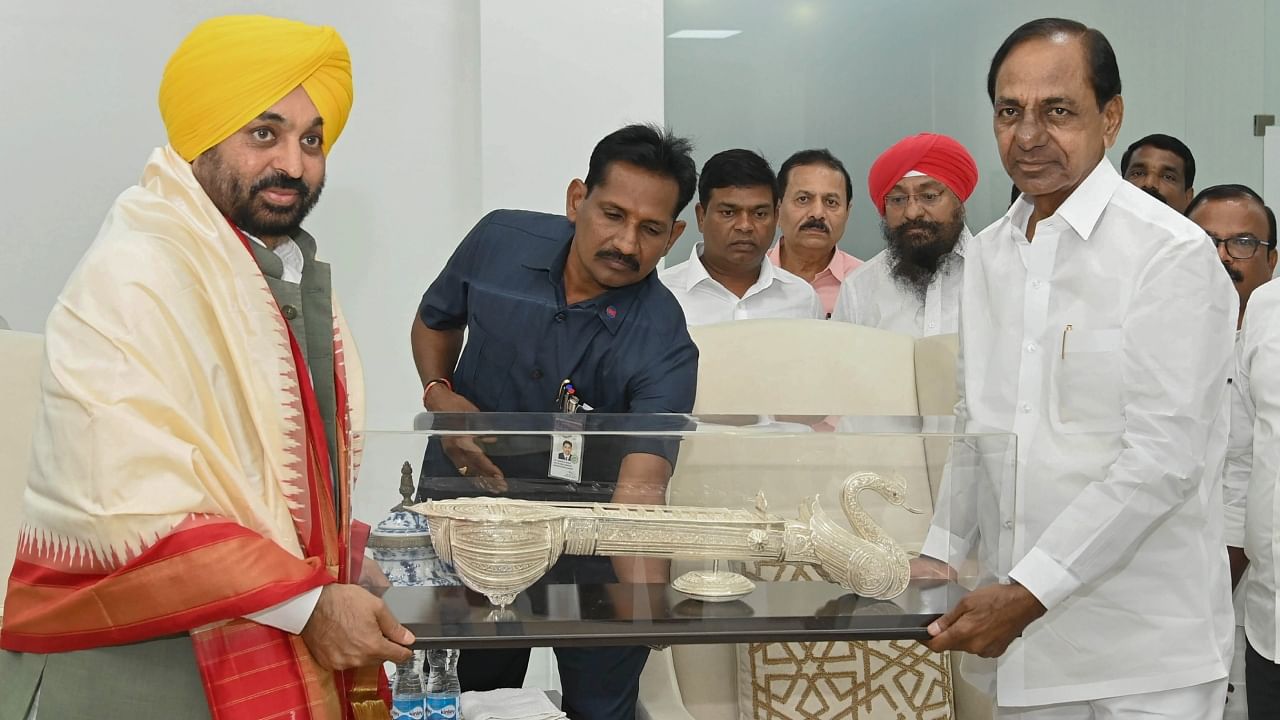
top-left (1053, 158), bottom-right (1121, 240)
top-left (245, 232), bottom-right (304, 284)
top-left (682, 241), bottom-right (783, 294)
top-left (1006, 158), bottom-right (1121, 241)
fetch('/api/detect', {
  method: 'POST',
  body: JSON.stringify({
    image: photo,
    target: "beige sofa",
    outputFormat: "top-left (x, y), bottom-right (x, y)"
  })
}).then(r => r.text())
top-left (0, 330), bottom-right (44, 623)
top-left (637, 319), bottom-right (989, 720)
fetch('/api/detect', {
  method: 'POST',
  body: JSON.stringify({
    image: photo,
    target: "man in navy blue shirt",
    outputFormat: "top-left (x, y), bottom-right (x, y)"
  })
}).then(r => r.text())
top-left (410, 124), bottom-right (699, 719)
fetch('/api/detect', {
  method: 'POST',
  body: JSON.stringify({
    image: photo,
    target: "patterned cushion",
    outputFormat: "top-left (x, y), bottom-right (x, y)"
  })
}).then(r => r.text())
top-left (735, 561), bottom-right (954, 719)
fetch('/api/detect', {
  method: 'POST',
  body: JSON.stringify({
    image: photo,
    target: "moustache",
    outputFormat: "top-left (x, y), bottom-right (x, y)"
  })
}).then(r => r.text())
top-left (595, 248), bottom-right (640, 272)
top-left (800, 217), bottom-right (829, 233)
top-left (891, 219), bottom-right (944, 242)
top-left (898, 219), bottom-right (938, 232)
top-left (1223, 262), bottom-right (1244, 283)
top-left (1141, 186), bottom-right (1168, 206)
top-left (251, 172), bottom-right (311, 201)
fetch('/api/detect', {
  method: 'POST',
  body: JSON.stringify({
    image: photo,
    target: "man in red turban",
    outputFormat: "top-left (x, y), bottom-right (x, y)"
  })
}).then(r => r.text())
top-left (831, 133), bottom-right (978, 337)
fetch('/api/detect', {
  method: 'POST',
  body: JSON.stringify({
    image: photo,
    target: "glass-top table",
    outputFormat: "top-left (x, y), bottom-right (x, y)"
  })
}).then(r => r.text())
top-left (359, 416), bottom-right (1015, 652)
top-left (384, 578), bottom-right (962, 650)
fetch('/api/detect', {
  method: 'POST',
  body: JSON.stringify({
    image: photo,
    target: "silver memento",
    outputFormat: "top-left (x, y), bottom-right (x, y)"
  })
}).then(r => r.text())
top-left (410, 471), bottom-right (919, 606)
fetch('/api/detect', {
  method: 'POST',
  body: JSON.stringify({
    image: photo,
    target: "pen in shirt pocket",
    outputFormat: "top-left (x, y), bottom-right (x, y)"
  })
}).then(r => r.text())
top-left (558, 379), bottom-right (595, 413)
top-left (558, 379), bottom-right (586, 414)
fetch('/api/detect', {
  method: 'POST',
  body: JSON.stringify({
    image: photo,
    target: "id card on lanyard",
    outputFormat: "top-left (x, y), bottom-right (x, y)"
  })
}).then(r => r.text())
top-left (549, 378), bottom-right (591, 483)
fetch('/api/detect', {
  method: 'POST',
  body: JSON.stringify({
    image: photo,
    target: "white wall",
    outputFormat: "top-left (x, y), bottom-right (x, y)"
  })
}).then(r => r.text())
top-left (1267, 129), bottom-right (1280, 225)
top-left (479, 1), bottom-right (665, 213)
top-left (0, 1), bottom-right (664, 433)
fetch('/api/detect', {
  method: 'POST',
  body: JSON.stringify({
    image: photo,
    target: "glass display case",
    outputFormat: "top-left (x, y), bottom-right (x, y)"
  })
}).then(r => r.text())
top-left (353, 413), bottom-right (1016, 650)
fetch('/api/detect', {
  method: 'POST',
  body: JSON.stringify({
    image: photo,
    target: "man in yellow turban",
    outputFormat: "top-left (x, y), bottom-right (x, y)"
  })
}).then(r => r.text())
top-left (0, 15), bottom-right (411, 720)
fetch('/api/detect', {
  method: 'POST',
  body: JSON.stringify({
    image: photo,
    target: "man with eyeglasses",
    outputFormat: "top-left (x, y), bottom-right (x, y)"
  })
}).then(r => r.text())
top-left (832, 133), bottom-right (978, 337)
top-left (1120, 133), bottom-right (1196, 214)
top-left (1198, 184), bottom-right (1280, 718)
top-left (1189, 184), bottom-right (1278, 329)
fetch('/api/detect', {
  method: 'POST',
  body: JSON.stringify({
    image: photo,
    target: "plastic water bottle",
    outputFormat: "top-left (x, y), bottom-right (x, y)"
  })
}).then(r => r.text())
top-left (392, 654), bottom-right (427, 720)
top-left (425, 648), bottom-right (462, 719)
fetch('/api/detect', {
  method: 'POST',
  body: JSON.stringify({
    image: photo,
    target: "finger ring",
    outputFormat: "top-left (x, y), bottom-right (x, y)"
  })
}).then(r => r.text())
top-left (457, 465), bottom-right (468, 476)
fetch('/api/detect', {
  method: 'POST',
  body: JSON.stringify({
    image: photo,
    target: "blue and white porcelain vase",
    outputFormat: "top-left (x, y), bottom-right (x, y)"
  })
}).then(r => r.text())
top-left (368, 461), bottom-right (461, 588)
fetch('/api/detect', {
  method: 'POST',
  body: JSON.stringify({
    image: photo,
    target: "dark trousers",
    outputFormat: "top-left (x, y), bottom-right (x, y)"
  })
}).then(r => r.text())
top-left (1247, 639), bottom-right (1280, 718)
top-left (459, 645), bottom-right (649, 720)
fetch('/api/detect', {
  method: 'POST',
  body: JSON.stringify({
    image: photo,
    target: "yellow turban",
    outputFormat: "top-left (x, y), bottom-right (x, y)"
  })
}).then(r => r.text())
top-left (159, 15), bottom-right (353, 162)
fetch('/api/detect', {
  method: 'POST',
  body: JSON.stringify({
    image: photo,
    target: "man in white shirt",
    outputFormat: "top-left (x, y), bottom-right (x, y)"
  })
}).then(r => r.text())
top-left (831, 133), bottom-right (978, 337)
top-left (1207, 185), bottom-right (1279, 716)
top-left (922, 18), bottom-right (1236, 718)
top-left (661, 149), bottom-right (822, 325)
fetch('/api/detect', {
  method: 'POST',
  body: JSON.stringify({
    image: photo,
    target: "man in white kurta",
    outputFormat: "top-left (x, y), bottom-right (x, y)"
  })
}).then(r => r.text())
top-left (660, 149), bottom-right (822, 326)
top-left (832, 133), bottom-right (979, 338)
top-left (1227, 281), bottom-right (1280, 717)
top-left (922, 18), bottom-right (1235, 718)
top-left (1210, 186), bottom-right (1280, 715)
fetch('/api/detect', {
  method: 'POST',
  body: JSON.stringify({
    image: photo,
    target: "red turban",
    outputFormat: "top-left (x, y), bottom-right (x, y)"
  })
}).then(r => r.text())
top-left (867, 133), bottom-right (978, 216)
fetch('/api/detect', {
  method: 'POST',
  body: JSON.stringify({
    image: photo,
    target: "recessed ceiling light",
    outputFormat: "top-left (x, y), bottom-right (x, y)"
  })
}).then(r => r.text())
top-left (667, 29), bottom-right (741, 40)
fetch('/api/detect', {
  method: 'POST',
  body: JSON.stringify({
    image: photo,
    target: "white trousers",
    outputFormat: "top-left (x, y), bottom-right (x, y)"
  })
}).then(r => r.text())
top-left (996, 679), bottom-right (1228, 719)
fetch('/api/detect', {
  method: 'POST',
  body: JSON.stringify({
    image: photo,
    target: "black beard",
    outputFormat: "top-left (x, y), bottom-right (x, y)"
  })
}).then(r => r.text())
top-left (882, 211), bottom-right (965, 302)
top-left (195, 149), bottom-right (323, 238)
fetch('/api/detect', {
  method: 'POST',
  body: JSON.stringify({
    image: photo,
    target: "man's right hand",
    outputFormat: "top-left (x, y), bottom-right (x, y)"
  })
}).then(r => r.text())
top-left (300, 583), bottom-right (414, 670)
top-left (425, 384), bottom-right (506, 492)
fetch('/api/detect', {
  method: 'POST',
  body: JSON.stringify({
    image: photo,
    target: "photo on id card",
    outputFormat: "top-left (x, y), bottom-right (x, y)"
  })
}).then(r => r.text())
top-left (548, 432), bottom-right (583, 483)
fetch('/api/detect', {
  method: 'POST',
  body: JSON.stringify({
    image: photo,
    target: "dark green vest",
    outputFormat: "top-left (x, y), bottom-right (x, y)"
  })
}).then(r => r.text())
top-left (246, 230), bottom-right (340, 482)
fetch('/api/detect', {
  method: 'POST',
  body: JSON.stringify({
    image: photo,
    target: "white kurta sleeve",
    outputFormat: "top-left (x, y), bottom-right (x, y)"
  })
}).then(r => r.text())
top-left (244, 586), bottom-right (323, 635)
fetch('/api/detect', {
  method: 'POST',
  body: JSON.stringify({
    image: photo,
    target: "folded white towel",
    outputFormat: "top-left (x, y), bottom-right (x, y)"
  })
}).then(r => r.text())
top-left (460, 688), bottom-right (567, 720)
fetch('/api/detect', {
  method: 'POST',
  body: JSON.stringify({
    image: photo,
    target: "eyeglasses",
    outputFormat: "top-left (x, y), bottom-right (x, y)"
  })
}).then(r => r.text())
top-left (884, 191), bottom-right (945, 210)
top-left (1210, 235), bottom-right (1275, 260)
